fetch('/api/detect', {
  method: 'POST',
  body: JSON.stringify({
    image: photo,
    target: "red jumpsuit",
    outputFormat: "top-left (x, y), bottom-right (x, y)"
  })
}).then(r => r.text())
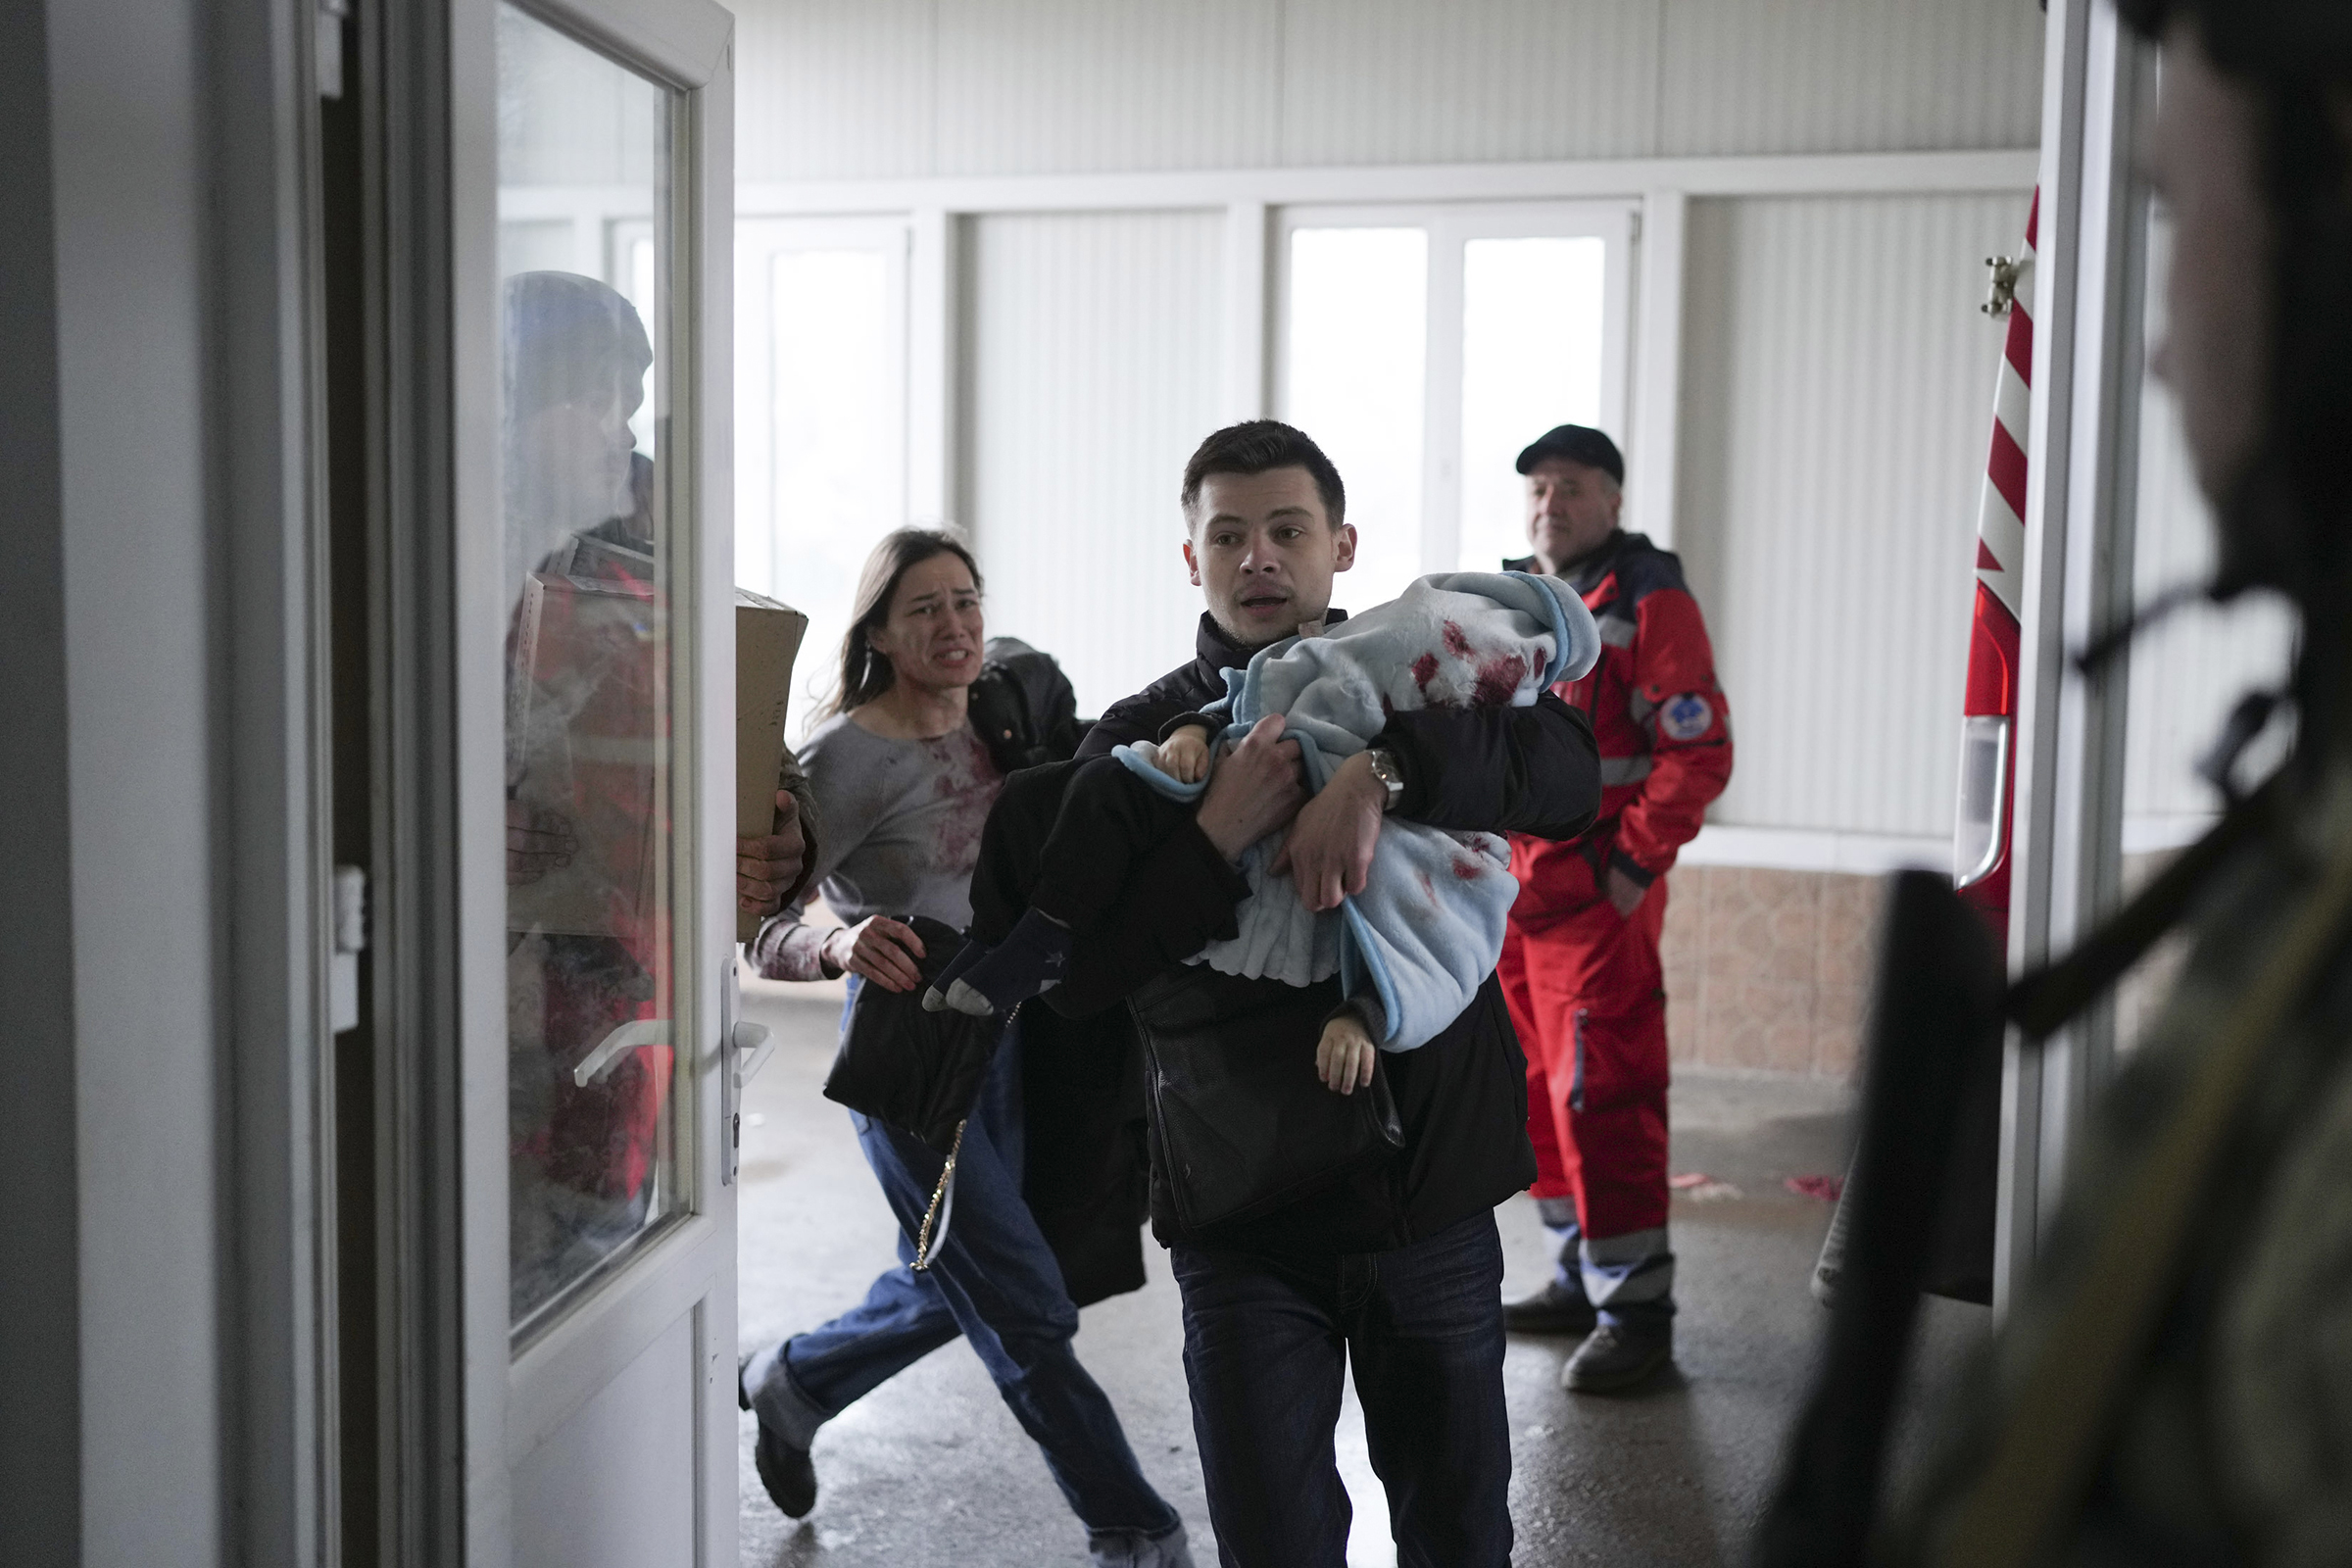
top-left (1498, 532), bottom-right (1731, 1316)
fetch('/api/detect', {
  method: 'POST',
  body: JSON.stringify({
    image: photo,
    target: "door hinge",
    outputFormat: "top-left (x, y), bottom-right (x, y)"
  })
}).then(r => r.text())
top-left (331, 864), bottom-right (367, 1033)
top-left (318, 0), bottom-right (352, 100)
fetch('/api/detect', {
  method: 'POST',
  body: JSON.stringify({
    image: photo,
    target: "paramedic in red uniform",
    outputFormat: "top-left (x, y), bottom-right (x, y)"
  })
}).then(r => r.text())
top-left (1496, 424), bottom-right (1732, 1394)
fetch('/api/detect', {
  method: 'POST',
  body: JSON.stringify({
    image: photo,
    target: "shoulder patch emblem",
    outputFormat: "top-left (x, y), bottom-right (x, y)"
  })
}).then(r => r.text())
top-left (1660, 693), bottom-right (1714, 742)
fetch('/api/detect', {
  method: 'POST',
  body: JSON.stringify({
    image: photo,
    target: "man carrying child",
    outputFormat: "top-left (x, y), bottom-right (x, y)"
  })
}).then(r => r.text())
top-left (964, 421), bottom-right (1601, 1565)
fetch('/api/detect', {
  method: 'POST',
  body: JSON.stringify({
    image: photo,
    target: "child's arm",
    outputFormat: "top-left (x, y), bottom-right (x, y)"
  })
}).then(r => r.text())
top-left (1316, 997), bottom-right (1386, 1095)
top-left (1158, 722), bottom-right (1214, 785)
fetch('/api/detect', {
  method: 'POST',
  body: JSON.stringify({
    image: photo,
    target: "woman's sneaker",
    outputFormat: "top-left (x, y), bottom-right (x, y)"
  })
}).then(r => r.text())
top-left (737, 1356), bottom-right (818, 1517)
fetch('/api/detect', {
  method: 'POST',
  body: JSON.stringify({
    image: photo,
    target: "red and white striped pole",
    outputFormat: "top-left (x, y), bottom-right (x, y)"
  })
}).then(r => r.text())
top-left (1953, 192), bottom-right (2037, 932)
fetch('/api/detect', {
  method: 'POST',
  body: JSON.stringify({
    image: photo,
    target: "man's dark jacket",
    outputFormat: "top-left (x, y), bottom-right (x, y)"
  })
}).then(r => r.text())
top-left (1035, 609), bottom-right (1601, 1257)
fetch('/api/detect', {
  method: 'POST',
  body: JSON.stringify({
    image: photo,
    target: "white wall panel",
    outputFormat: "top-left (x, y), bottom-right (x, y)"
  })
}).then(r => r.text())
top-left (1659, 0), bottom-right (2046, 158)
top-left (1677, 191), bottom-right (2032, 839)
top-left (734, 0), bottom-right (938, 181)
top-left (1277, 0), bottom-right (1663, 167)
top-left (963, 211), bottom-right (1228, 716)
top-left (935, 0), bottom-right (1280, 175)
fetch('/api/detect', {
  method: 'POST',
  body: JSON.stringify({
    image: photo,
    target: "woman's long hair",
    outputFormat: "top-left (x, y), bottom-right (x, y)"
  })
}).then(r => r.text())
top-left (815, 527), bottom-right (984, 721)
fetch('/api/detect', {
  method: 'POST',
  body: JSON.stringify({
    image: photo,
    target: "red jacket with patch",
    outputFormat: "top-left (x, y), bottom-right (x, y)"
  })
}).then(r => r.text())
top-left (1505, 531), bottom-right (1732, 917)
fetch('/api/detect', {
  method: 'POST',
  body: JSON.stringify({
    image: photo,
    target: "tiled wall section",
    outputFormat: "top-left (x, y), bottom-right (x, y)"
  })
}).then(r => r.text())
top-left (1655, 865), bottom-right (1881, 1079)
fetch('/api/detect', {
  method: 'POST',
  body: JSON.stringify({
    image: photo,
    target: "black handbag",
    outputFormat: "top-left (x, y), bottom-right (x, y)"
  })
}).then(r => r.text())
top-left (1126, 967), bottom-right (1403, 1234)
top-left (822, 914), bottom-right (1000, 1156)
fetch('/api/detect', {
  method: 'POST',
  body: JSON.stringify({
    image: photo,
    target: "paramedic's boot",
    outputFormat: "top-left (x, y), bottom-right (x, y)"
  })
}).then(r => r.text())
top-left (1562, 1319), bottom-right (1674, 1394)
top-left (1090, 1522), bottom-right (1197, 1568)
top-left (1502, 1280), bottom-right (1597, 1336)
top-left (738, 1354), bottom-right (818, 1517)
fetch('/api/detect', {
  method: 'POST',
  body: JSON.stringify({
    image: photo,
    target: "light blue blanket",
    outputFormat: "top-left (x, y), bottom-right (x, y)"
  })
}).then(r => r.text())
top-left (1115, 571), bottom-right (1599, 1052)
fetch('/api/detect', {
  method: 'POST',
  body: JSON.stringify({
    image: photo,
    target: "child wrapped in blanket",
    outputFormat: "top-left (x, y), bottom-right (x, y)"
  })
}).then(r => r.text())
top-left (924, 569), bottom-right (1600, 1095)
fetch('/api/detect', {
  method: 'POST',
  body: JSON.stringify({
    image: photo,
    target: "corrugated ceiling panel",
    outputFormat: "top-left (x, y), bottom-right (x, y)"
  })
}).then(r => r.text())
top-left (1659, 0), bottom-right (2045, 158)
top-left (963, 211), bottom-right (1228, 717)
top-left (934, 0), bottom-right (1280, 175)
top-left (1278, 0), bottom-right (1664, 166)
top-left (732, 0), bottom-right (2040, 180)
top-left (733, 0), bottom-right (938, 181)
top-left (1676, 191), bottom-right (2032, 839)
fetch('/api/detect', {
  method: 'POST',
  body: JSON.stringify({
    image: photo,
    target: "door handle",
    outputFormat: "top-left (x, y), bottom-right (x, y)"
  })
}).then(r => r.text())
top-left (733, 1019), bottom-right (773, 1088)
top-left (572, 1019), bottom-right (670, 1088)
top-left (722, 956), bottom-right (754, 1185)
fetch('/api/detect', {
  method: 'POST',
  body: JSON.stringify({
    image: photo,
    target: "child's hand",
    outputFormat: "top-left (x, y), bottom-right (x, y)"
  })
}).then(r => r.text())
top-left (1317, 1013), bottom-right (1378, 1096)
top-left (1161, 725), bottom-right (1212, 784)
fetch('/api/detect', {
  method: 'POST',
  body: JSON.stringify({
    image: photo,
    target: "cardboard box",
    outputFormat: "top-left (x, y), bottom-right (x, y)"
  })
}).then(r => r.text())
top-left (736, 588), bottom-right (810, 942)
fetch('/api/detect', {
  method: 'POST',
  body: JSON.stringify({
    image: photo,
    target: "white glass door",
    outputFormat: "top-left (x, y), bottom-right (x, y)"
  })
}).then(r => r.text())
top-left (455, 0), bottom-right (736, 1562)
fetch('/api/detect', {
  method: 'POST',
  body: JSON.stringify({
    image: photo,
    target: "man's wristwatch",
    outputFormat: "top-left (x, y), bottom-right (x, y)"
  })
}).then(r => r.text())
top-left (1363, 748), bottom-right (1405, 811)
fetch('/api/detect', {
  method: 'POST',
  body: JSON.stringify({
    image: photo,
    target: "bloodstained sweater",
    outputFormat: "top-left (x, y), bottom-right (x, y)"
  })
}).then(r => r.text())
top-left (747, 711), bottom-right (1003, 981)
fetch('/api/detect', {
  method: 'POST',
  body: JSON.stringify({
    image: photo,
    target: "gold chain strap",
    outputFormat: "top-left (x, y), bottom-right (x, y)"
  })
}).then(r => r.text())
top-left (911, 1118), bottom-right (967, 1272)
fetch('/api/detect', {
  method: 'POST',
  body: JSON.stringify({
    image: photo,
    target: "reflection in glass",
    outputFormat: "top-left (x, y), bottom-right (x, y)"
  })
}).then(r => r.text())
top-left (497, 4), bottom-right (681, 1331)
top-left (1458, 237), bottom-right (1607, 570)
top-left (1285, 228), bottom-right (1428, 610)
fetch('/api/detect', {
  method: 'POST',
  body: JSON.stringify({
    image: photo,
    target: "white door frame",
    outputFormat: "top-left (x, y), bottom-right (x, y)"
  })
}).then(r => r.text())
top-left (1996, 0), bottom-right (2158, 1314)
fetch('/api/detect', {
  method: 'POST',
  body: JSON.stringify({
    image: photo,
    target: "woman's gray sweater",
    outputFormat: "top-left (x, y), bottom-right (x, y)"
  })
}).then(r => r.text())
top-left (747, 711), bottom-right (1003, 981)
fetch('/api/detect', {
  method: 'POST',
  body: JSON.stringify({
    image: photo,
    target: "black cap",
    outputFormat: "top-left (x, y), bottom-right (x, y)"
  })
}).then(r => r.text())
top-left (1514, 424), bottom-right (1624, 484)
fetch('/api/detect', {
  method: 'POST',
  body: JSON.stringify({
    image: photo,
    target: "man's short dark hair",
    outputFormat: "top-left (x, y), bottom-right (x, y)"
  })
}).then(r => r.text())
top-left (1180, 420), bottom-right (1347, 531)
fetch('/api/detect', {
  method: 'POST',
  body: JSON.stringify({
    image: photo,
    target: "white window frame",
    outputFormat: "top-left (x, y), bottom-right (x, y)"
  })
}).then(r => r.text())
top-left (1273, 201), bottom-right (1636, 579)
top-left (731, 216), bottom-right (913, 606)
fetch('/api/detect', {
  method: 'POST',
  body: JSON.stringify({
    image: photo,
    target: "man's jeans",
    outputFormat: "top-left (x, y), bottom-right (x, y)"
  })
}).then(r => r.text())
top-left (743, 1012), bottom-right (1179, 1543)
top-left (1171, 1211), bottom-right (1512, 1568)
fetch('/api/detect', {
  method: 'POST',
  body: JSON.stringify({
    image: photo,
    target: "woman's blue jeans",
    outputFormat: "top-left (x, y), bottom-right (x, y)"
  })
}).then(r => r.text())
top-left (743, 1002), bottom-right (1179, 1539)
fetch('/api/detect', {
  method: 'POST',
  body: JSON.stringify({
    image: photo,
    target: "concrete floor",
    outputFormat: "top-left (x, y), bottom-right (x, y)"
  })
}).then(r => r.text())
top-left (735, 980), bottom-right (1986, 1566)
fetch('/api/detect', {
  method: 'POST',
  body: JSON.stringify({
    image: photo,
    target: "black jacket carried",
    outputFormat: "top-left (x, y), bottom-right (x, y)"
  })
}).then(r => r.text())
top-left (1051, 610), bottom-right (1602, 1255)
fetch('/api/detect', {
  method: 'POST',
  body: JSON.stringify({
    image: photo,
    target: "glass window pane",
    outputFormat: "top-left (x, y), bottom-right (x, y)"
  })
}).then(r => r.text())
top-left (496, 3), bottom-right (682, 1332)
top-left (1458, 236), bottom-right (1607, 571)
top-left (1284, 227), bottom-right (1428, 612)
top-left (770, 247), bottom-right (904, 725)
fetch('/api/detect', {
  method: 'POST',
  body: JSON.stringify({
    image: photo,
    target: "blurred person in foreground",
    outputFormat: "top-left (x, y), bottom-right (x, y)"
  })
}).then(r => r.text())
top-left (1886, 3), bottom-right (2352, 1561)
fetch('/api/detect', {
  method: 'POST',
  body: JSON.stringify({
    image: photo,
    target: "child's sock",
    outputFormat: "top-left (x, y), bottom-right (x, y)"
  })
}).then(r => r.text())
top-left (925, 907), bottom-right (1074, 1017)
top-left (919, 938), bottom-right (994, 1013)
